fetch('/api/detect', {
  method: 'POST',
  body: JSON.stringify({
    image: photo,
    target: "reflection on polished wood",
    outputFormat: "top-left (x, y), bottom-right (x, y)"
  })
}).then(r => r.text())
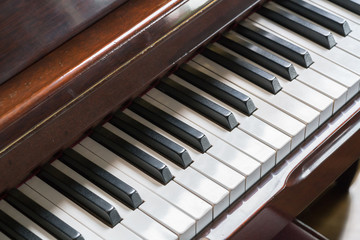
top-left (300, 164), bottom-right (360, 240)
top-left (0, 0), bottom-right (129, 85)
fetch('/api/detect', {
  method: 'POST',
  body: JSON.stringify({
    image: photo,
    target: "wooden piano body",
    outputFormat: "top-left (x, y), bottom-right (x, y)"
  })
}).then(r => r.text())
top-left (0, 0), bottom-right (359, 239)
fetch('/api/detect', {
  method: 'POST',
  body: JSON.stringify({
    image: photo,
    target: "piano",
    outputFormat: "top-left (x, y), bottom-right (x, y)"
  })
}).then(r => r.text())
top-left (0, 0), bottom-right (359, 239)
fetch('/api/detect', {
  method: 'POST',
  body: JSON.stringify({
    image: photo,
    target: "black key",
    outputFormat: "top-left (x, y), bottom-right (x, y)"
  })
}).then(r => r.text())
top-left (91, 126), bottom-right (173, 184)
top-left (175, 64), bottom-right (256, 115)
top-left (38, 164), bottom-right (121, 227)
top-left (60, 149), bottom-right (142, 209)
top-left (111, 112), bottom-right (192, 168)
top-left (218, 33), bottom-right (298, 80)
top-left (275, 0), bottom-right (351, 36)
top-left (236, 21), bottom-right (313, 67)
top-left (0, 209), bottom-right (41, 240)
top-left (202, 44), bottom-right (282, 94)
top-left (129, 98), bottom-right (211, 153)
top-left (257, 3), bottom-right (336, 49)
top-left (329, 0), bottom-right (360, 15)
top-left (156, 77), bottom-right (238, 130)
top-left (6, 189), bottom-right (83, 240)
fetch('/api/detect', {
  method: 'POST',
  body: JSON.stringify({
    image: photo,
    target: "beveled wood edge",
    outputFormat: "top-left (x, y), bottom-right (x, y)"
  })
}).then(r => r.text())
top-left (0, 0), bottom-right (183, 151)
top-left (197, 94), bottom-right (360, 239)
top-left (0, 0), bottom-right (264, 194)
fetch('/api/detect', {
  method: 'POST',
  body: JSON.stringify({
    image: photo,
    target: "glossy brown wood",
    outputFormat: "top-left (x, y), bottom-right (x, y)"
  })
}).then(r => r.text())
top-left (0, 0), bottom-right (128, 85)
top-left (0, 0), bottom-right (263, 194)
top-left (274, 220), bottom-right (327, 240)
top-left (197, 94), bottom-right (360, 240)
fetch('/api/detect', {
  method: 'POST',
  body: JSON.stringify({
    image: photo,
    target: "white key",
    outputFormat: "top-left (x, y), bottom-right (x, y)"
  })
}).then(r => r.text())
top-left (124, 109), bottom-right (247, 199)
top-left (278, 80), bottom-right (333, 124)
top-left (76, 139), bottom-right (207, 236)
top-left (310, 54), bottom-right (360, 101)
top-left (206, 137), bottom-right (261, 187)
top-left (137, 96), bottom-right (261, 184)
top-left (155, 181), bottom-right (212, 232)
top-left (17, 184), bottom-right (103, 240)
top-left (139, 195), bottom-right (195, 240)
top-left (269, 91), bottom-right (319, 137)
top-left (170, 72), bottom-right (291, 162)
top-left (179, 61), bottom-right (306, 148)
top-left (190, 154), bottom-right (245, 204)
top-left (323, 47), bottom-right (360, 75)
top-left (0, 231), bottom-right (11, 240)
top-left (254, 99), bottom-right (305, 148)
top-left (226, 31), bottom-right (334, 124)
top-left (238, 115), bottom-right (290, 161)
top-left (351, 25), bottom-right (360, 40)
top-left (249, 14), bottom-right (360, 98)
top-left (0, 201), bottom-right (55, 240)
top-left (146, 89), bottom-right (276, 174)
top-left (103, 123), bottom-right (230, 217)
top-left (337, 35), bottom-right (360, 58)
top-left (297, 67), bottom-right (347, 112)
top-left (193, 52), bottom-right (320, 137)
top-left (123, 210), bottom-right (177, 240)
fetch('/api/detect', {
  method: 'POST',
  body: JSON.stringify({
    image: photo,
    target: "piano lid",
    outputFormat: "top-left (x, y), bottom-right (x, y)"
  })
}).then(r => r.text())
top-left (0, 0), bottom-right (129, 85)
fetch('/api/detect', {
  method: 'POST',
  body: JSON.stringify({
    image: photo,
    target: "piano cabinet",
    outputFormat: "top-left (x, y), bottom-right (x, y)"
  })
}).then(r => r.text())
top-left (0, 0), bottom-right (359, 239)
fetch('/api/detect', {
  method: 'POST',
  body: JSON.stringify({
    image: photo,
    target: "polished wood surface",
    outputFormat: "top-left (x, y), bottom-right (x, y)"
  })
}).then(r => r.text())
top-left (300, 163), bottom-right (360, 240)
top-left (0, 0), bottom-right (264, 194)
top-left (197, 94), bottom-right (360, 239)
top-left (0, 0), bottom-right (128, 85)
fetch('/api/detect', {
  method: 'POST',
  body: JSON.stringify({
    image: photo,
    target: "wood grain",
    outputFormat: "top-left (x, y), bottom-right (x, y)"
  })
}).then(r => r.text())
top-left (0, 0), bottom-right (128, 85)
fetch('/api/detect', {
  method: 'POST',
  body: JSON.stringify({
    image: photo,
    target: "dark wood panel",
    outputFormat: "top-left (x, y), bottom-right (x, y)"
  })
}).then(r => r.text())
top-left (0, 0), bottom-right (262, 194)
top-left (0, 0), bottom-right (182, 152)
top-left (196, 94), bottom-right (360, 240)
top-left (0, 0), bottom-right (128, 85)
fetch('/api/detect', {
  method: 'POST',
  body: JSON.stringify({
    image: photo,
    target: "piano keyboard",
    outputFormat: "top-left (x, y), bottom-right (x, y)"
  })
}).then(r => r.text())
top-left (1, 1), bottom-right (360, 239)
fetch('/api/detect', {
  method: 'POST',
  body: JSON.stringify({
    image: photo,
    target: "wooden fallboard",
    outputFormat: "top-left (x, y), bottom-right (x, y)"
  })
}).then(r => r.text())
top-left (0, 0), bottom-right (129, 85)
top-left (0, 0), bottom-right (264, 194)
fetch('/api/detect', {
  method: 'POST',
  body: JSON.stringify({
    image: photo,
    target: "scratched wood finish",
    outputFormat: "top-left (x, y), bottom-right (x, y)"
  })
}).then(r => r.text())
top-left (0, 0), bottom-right (128, 85)
top-left (0, 0), bottom-right (263, 194)
top-left (197, 94), bottom-right (360, 240)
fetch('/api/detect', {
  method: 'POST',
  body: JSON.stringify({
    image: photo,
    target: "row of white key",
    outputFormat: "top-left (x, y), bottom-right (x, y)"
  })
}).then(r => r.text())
top-left (2, 2), bottom-right (360, 239)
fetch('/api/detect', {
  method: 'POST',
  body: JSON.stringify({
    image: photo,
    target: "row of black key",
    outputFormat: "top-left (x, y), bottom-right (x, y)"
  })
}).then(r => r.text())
top-left (194, 0), bottom-right (353, 98)
top-left (1, 148), bottom-right (145, 239)
top-left (1, 1), bottom-right (358, 239)
top-left (275, 0), bottom-right (351, 36)
top-left (330, 0), bottom-right (360, 16)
